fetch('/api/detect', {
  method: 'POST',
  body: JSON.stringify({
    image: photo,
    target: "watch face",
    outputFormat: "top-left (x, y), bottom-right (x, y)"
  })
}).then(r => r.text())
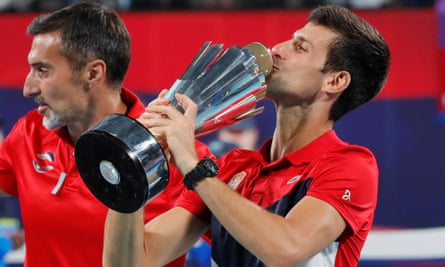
top-left (202, 157), bottom-right (219, 176)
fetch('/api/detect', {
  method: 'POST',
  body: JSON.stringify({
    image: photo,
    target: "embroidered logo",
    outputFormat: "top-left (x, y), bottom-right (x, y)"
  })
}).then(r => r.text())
top-left (342, 189), bottom-right (351, 201)
top-left (228, 171), bottom-right (247, 190)
top-left (287, 175), bottom-right (302, 184)
top-left (33, 152), bottom-right (55, 173)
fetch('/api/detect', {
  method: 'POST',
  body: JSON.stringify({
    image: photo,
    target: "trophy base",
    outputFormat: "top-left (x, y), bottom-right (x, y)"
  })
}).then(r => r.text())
top-left (75, 114), bottom-right (169, 213)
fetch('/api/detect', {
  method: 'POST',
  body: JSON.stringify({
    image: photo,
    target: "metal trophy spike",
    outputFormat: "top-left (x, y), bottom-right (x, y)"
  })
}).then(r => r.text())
top-left (74, 41), bottom-right (272, 213)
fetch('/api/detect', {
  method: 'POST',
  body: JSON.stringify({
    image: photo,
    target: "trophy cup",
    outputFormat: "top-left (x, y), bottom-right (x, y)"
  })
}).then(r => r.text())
top-left (74, 41), bottom-right (272, 213)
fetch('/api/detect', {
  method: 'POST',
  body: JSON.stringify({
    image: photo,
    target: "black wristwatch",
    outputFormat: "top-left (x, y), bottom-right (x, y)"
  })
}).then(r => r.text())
top-left (184, 157), bottom-right (219, 190)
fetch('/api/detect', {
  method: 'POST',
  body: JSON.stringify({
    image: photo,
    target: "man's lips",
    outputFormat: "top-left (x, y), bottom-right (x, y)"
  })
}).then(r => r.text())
top-left (37, 104), bottom-right (48, 114)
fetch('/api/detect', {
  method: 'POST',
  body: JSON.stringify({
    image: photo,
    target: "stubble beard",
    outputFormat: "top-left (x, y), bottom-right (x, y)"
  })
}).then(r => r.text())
top-left (41, 73), bottom-right (90, 131)
top-left (42, 109), bottom-right (66, 130)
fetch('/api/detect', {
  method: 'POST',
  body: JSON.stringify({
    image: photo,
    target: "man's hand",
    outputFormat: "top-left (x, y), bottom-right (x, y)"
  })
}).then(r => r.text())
top-left (139, 91), bottom-right (199, 176)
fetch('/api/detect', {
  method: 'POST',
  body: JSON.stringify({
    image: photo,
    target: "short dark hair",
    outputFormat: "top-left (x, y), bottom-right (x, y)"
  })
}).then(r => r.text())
top-left (309, 5), bottom-right (390, 121)
top-left (27, 2), bottom-right (131, 88)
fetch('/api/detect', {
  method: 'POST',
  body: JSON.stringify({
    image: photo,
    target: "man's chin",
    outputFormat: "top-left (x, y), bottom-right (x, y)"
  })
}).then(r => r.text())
top-left (42, 117), bottom-right (65, 130)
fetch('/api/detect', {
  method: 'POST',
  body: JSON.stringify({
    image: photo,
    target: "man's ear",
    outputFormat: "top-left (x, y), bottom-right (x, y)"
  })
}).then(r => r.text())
top-left (325, 70), bottom-right (351, 94)
top-left (85, 59), bottom-right (106, 84)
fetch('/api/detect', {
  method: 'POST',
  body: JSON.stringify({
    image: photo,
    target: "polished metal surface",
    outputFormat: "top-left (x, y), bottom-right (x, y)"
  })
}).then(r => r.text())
top-left (75, 114), bottom-right (168, 213)
top-left (166, 41), bottom-right (272, 136)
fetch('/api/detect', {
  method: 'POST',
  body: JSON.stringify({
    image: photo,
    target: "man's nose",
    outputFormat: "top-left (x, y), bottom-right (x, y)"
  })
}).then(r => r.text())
top-left (23, 72), bottom-right (40, 98)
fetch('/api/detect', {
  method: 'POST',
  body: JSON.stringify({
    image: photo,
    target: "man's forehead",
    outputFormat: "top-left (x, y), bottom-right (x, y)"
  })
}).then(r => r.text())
top-left (33, 32), bottom-right (61, 47)
top-left (292, 23), bottom-right (314, 40)
top-left (292, 23), bottom-right (338, 44)
top-left (29, 33), bottom-right (62, 60)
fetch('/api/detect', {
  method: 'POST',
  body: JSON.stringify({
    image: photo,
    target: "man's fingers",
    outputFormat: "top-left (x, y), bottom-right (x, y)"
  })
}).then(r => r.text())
top-left (146, 89), bottom-right (170, 110)
top-left (175, 93), bottom-right (197, 120)
top-left (159, 89), bottom-right (169, 99)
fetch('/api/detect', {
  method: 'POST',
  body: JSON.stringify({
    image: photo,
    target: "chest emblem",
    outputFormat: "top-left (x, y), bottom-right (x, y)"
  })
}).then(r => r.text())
top-left (287, 175), bottom-right (302, 184)
top-left (342, 189), bottom-right (351, 201)
top-left (33, 152), bottom-right (55, 173)
top-left (228, 171), bottom-right (247, 190)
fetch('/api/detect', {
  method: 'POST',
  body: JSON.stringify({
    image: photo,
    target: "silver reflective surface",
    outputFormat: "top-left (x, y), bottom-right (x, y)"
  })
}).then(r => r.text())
top-left (75, 114), bottom-right (168, 213)
top-left (165, 41), bottom-right (272, 136)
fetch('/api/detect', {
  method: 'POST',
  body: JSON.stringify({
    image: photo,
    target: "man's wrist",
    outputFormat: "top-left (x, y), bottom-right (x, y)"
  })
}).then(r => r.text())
top-left (183, 157), bottom-right (219, 190)
top-left (180, 159), bottom-right (199, 177)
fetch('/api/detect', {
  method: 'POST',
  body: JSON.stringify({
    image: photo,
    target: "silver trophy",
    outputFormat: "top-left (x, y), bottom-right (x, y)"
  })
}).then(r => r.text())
top-left (75, 41), bottom-right (272, 213)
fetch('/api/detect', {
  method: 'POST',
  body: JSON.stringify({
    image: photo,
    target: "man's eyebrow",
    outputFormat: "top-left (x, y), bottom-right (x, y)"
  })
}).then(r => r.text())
top-left (30, 62), bottom-right (50, 68)
top-left (292, 32), bottom-right (313, 47)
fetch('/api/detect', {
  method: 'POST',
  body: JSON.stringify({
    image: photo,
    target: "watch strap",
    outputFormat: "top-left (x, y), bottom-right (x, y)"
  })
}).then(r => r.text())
top-left (184, 157), bottom-right (218, 190)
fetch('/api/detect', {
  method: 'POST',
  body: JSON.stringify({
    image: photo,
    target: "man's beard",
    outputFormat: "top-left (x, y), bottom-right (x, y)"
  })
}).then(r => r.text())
top-left (42, 109), bottom-right (66, 130)
top-left (40, 75), bottom-right (89, 131)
